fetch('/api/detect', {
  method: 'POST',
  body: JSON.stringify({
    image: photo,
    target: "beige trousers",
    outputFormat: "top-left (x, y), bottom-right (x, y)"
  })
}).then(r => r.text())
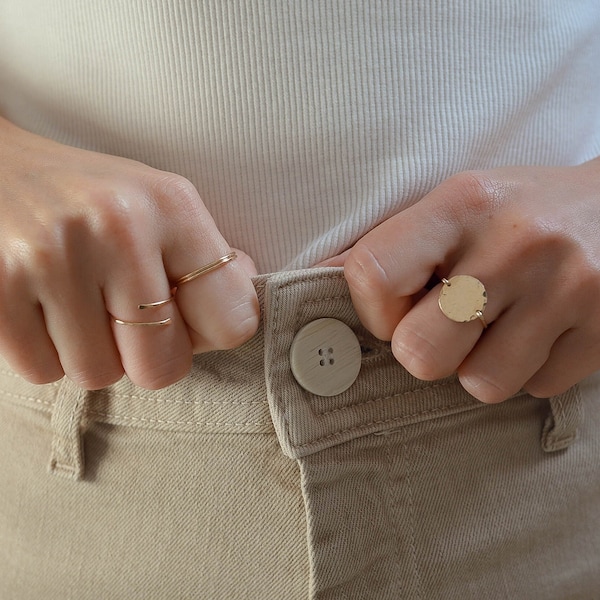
top-left (0, 268), bottom-right (599, 599)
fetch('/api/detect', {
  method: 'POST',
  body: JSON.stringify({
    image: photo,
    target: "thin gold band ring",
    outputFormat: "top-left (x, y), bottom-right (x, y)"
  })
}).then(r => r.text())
top-left (113, 316), bottom-right (172, 327)
top-left (137, 296), bottom-right (175, 310)
top-left (113, 252), bottom-right (237, 325)
top-left (475, 310), bottom-right (488, 329)
top-left (173, 251), bottom-right (237, 287)
top-left (113, 295), bottom-right (173, 326)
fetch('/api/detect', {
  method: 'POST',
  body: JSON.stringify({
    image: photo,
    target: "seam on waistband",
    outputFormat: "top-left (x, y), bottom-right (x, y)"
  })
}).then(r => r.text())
top-left (0, 389), bottom-right (54, 410)
top-left (86, 410), bottom-right (270, 428)
top-left (95, 393), bottom-right (267, 407)
top-left (293, 399), bottom-right (483, 451)
top-left (302, 294), bottom-right (350, 305)
top-left (1, 390), bottom-right (271, 430)
top-left (278, 273), bottom-right (344, 291)
top-left (313, 381), bottom-right (459, 417)
top-left (0, 388), bottom-right (267, 409)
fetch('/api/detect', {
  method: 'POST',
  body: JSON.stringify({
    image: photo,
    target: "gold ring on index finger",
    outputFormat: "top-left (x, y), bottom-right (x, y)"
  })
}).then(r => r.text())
top-left (438, 275), bottom-right (488, 329)
top-left (173, 251), bottom-right (238, 287)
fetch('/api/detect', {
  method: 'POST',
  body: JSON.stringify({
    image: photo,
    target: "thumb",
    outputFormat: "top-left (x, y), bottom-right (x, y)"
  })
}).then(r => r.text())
top-left (232, 247), bottom-right (259, 277)
top-left (315, 248), bottom-right (352, 268)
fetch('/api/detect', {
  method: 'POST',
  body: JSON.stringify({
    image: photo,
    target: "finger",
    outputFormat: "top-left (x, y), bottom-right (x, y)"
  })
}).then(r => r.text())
top-left (343, 177), bottom-right (483, 339)
top-left (234, 248), bottom-right (259, 277)
top-left (345, 240), bottom-right (423, 340)
top-left (161, 198), bottom-right (259, 353)
top-left (391, 281), bottom-right (490, 381)
top-left (524, 327), bottom-right (600, 398)
top-left (0, 298), bottom-right (64, 384)
top-left (105, 250), bottom-right (192, 390)
top-left (168, 247), bottom-right (260, 353)
top-left (38, 263), bottom-right (125, 390)
top-left (316, 249), bottom-right (351, 267)
top-left (344, 200), bottom-right (457, 340)
top-left (457, 302), bottom-right (565, 403)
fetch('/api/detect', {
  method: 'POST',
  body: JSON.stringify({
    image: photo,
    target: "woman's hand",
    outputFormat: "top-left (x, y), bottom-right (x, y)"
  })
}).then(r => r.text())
top-left (0, 118), bottom-right (259, 390)
top-left (326, 158), bottom-right (600, 403)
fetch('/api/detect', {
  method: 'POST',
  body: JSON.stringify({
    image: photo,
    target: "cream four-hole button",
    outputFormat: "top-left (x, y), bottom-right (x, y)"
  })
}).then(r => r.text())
top-left (290, 318), bottom-right (362, 397)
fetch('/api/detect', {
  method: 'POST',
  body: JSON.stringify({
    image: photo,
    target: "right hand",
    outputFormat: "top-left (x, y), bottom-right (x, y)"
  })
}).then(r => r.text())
top-left (0, 118), bottom-right (260, 390)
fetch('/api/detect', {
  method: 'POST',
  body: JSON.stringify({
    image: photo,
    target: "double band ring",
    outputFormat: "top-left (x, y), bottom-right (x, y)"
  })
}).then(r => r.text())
top-left (173, 251), bottom-right (237, 287)
top-left (438, 275), bottom-right (488, 329)
top-left (138, 297), bottom-right (174, 310)
top-left (112, 294), bottom-right (174, 326)
top-left (112, 252), bottom-right (238, 326)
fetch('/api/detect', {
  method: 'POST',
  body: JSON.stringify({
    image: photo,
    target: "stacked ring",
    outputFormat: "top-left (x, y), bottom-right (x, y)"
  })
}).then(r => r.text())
top-left (112, 251), bottom-right (238, 326)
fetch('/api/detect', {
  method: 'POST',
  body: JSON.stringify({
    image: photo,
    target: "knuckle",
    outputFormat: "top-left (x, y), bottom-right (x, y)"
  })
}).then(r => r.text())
top-left (392, 328), bottom-right (446, 381)
top-left (458, 371), bottom-right (512, 404)
top-left (68, 366), bottom-right (124, 391)
top-left (128, 354), bottom-right (192, 390)
top-left (7, 189), bottom-right (148, 278)
top-left (446, 170), bottom-right (494, 208)
top-left (523, 378), bottom-right (558, 399)
top-left (203, 290), bottom-right (260, 350)
top-left (20, 366), bottom-right (64, 386)
top-left (441, 170), bottom-right (511, 226)
top-left (344, 241), bottom-right (391, 302)
top-left (446, 169), bottom-right (492, 192)
top-left (2, 349), bottom-right (64, 385)
top-left (563, 253), bottom-right (600, 301)
top-left (207, 311), bottom-right (259, 351)
top-left (506, 219), bottom-right (600, 302)
top-left (86, 191), bottom-right (147, 254)
top-left (521, 218), bottom-right (571, 253)
top-left (13, 225), bottom-right (69, 276)
top-left (179, 279), bottom-right (260, 351)
top-left (150, 173), bottom-right (201, 216)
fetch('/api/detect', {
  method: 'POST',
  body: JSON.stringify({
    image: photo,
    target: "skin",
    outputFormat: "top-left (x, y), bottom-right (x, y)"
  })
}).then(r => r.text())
top-left (0, 116), bottom-right (260, 390)
top-left (2, 116), bottom-right (600, 401)
top-left (324, 159), bottom-right (600, 404)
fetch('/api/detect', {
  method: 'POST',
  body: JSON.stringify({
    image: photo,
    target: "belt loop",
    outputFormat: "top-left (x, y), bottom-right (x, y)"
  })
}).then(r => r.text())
top-left (541, 385), bottom-right (582, 453)
top-left (48, 377), bottom-right (89, 480)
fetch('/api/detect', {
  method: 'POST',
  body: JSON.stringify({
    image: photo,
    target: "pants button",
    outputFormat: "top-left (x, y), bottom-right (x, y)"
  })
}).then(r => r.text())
top-left (290, 318), bottom-right (362, 396)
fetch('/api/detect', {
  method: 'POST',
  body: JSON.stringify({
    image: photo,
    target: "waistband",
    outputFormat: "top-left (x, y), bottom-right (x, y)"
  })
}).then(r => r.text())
top-left (0, 268), bottom-right (580, 474)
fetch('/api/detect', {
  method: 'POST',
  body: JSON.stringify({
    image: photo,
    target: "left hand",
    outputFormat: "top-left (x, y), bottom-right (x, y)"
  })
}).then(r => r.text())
top-left (322, 158), bottom-right (600, 403)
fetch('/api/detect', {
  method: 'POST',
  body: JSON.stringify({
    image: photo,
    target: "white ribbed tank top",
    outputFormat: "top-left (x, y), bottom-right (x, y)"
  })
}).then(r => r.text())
top-left (1, 1), bottom-right (599, 272)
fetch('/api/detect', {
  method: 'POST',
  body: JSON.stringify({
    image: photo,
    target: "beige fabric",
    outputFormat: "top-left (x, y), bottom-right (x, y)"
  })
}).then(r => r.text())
top-left (0, 275), bottom-right (308, 599)
top-left (0, 268), bottom-right (599, 599)
top-left (299, 388), bottom-right (596, 598)
top-left (1, 1), bottom-right (600, 272)
top-left (48, 377), bottom-right (89, 479)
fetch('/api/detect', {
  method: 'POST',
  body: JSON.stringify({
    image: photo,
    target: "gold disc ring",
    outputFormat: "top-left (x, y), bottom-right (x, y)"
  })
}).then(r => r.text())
top-left (438, 275), bottom-right (488, 328)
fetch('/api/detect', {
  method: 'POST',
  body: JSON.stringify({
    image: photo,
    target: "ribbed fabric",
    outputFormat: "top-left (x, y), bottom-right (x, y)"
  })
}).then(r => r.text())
top-left (1, 1), bottom-right (599, 272)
